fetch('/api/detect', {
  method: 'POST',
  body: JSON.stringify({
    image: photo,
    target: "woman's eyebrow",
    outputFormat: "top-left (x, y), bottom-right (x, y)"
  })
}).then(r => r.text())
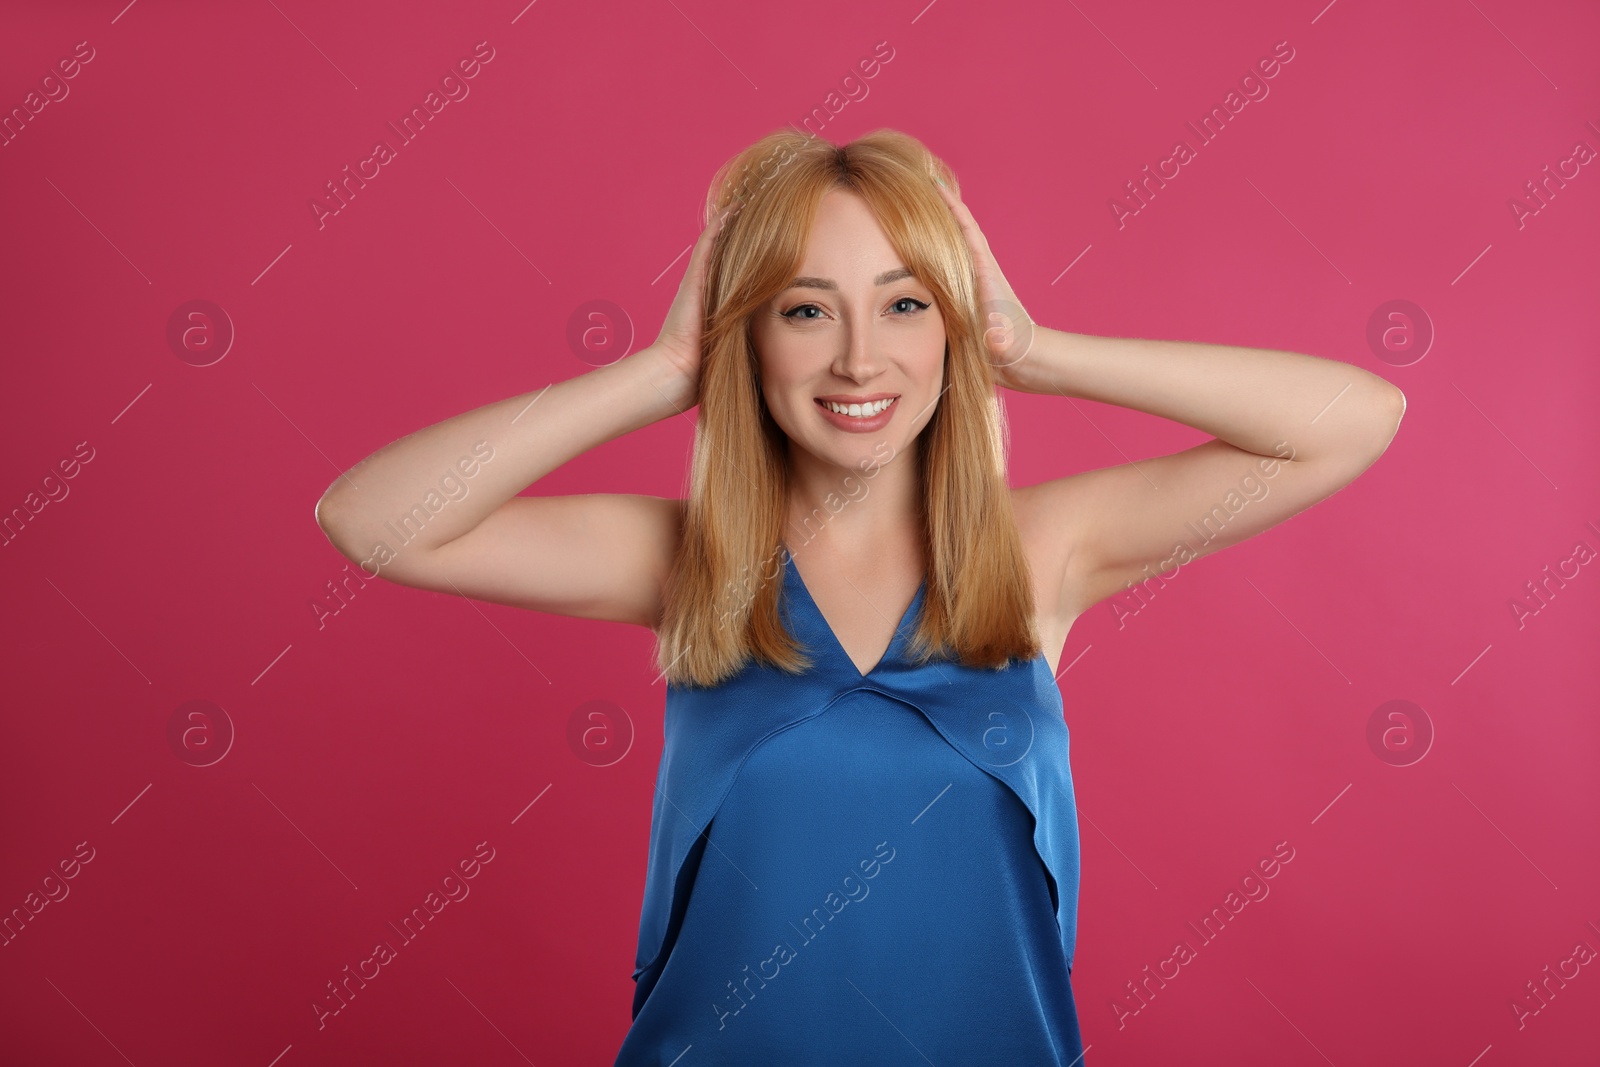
top-left (785, 267), bottom-right (916, 291)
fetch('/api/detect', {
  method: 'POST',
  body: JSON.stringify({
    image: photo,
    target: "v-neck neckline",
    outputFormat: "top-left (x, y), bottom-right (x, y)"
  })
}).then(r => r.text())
top-left (780, 543), bottom-right (927, 680)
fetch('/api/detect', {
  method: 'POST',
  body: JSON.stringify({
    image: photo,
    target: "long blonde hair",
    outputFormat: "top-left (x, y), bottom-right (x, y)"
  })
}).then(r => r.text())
top-left (654, 128), bottom-right (1040, 688)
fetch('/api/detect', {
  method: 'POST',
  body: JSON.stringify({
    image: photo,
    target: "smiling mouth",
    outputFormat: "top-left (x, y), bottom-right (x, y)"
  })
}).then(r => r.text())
top-left (815, 396), bottom-right (898, 418)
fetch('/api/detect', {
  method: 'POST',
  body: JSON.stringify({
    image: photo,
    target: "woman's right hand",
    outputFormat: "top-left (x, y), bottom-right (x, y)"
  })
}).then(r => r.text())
top-left (646, 206), bottom-right (731, 407)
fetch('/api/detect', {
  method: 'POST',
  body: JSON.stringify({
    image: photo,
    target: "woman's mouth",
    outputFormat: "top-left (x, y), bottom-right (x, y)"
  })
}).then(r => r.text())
top-left (814, 395), bottom-right (898, 433)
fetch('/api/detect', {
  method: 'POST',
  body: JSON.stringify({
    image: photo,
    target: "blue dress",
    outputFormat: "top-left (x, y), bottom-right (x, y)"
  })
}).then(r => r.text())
top-left (616, 547), bottom-right (1087, 1065)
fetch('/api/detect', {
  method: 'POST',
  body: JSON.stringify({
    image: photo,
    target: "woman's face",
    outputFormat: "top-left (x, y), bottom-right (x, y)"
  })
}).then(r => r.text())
top-left (751, 187), bottom-right (946, 476)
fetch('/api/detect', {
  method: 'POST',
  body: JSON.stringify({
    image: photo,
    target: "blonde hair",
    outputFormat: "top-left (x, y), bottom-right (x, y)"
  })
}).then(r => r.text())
top-left (654, 128), bottom-right (1040, 688)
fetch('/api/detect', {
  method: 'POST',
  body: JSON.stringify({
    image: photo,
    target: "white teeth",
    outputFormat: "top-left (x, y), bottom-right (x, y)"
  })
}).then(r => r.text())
top-left (823, 397), bottom-right (895, 417)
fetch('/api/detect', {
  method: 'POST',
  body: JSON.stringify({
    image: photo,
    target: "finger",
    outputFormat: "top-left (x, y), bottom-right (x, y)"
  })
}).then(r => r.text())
top-left (679, 210), bottom-right (726, 288)
top-left (934, 177), bottom-right (972, 218)
top-left (704, 203), bottom-right (737, 252)
top-left (935, 183), bottom-right (991, 252)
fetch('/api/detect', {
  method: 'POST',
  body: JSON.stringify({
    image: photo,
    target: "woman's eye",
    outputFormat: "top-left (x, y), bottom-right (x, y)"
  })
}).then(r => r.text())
top-left (780, 298), bottom-right (928, 321)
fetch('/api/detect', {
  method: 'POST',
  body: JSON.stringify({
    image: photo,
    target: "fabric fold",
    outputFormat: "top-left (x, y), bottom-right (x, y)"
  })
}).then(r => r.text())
top-left (629, 556), bottom-right (1081, 999)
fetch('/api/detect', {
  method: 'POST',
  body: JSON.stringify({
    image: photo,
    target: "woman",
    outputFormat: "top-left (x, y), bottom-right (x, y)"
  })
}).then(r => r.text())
top-left (316, 129), bottom-right (1404, 1064)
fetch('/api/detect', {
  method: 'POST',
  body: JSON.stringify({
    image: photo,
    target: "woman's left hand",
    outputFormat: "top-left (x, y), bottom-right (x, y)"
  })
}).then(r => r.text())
top-left (934, 178), bottom-right (1036, 391)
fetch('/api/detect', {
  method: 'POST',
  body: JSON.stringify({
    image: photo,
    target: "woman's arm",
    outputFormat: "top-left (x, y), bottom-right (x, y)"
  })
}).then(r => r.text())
top-left (314, 348), bottom-right (691, 564)
top-left (1007, 327), bottom-right (1403, 467)
top-left (1008, 328), bottom-right (1404, 618)
top-left (313, 209), bottom-right (728, 628)
top-left (313, 347), bottom-right (693, 627)
top-left (933, 179), bottom-right (1405, 620)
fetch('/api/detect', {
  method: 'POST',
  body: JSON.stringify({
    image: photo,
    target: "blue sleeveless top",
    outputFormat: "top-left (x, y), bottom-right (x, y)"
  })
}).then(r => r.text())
top-left (615, 548), bottom-right (1087, 1065)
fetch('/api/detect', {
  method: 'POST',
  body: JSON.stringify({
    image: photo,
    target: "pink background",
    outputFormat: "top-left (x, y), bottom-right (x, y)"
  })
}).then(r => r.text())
top-left (3, 0), bottom-right (1598, 1064)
